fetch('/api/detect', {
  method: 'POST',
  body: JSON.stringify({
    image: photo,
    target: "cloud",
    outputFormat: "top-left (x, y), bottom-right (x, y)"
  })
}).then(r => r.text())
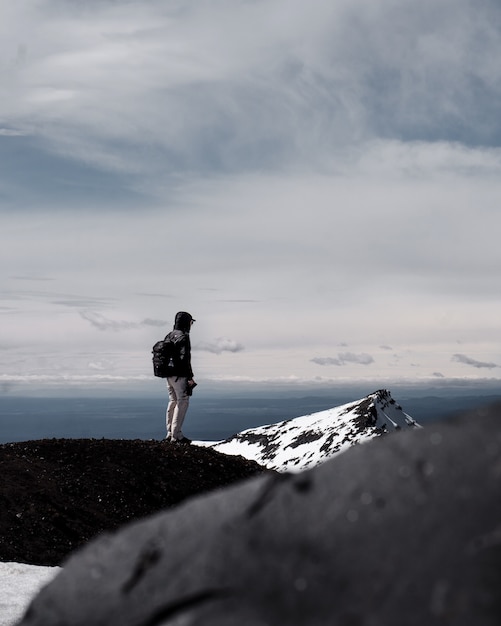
top-left (2, 1), bottom-right (501, 388)
top-left (4, 287), bottom-right (115, 309)
top-left (142, 318), bottom-right (169, 328)
top-left (9, 275), bottom-right (54, 281)
top-left (194, 337), bottom-right (245, 355)
top-left (80, 311), bottom-right (167, 332)
top-left (311, 353), bottom-right (375, 367)
top-left (0, 373), bottom-right (149, 386)
top-left (3, 0), bottom-right (501, 206)
top-left (87, 360), bottom-right (115, 372)
top-left (135, 293), bottom-right (174, 299)
top-left (452, 354), bottom-right (499, 370)
top-left (0, 128), bottom-right (27, 137)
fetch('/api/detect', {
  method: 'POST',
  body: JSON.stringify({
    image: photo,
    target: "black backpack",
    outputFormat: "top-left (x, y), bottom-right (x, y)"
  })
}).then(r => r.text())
top-left (152, 331), bottom-right (184, 378)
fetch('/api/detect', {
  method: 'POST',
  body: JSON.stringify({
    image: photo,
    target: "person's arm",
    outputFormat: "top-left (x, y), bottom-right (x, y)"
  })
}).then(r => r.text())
top-left (180, 334), bottom-right (194, 379)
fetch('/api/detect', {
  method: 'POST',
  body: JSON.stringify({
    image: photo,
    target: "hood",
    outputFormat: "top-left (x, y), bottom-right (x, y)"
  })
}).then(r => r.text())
top-left (174, 311), bottom-right (195, 332)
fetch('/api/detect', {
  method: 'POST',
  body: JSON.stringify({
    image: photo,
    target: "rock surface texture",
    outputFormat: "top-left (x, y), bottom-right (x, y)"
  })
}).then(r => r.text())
top-left (18, 404), bottom-right (501, 625)
top-left (0, 438), bottom-right (269, 566)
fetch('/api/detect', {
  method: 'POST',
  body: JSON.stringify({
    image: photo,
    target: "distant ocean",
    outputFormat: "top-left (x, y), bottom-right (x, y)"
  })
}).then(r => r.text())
top-left (1, 390), bottom-right (500, 445)
top-left (0, 395), bottom-right (348, 444)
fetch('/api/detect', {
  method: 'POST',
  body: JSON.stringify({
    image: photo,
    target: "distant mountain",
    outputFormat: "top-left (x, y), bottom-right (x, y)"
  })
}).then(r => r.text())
top-left (201, 389), bottom-right (420, 472)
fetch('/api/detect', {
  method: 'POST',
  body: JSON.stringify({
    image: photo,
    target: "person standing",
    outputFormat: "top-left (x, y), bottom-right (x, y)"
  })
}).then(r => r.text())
top-left (165, 311), bottom-right (196, 444)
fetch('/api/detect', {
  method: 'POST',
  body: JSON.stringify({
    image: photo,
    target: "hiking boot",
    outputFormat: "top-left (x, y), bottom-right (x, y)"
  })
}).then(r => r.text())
top-left (174, 437), bottom-right (192, 445)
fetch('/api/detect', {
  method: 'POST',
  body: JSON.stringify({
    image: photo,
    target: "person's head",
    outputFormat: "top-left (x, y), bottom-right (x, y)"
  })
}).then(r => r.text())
top-left (173, 311), bottom-right (195, 332)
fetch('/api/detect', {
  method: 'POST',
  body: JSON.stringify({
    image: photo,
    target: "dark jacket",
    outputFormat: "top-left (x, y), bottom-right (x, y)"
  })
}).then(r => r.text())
top-left (165, 312), bottom-right (194, 378)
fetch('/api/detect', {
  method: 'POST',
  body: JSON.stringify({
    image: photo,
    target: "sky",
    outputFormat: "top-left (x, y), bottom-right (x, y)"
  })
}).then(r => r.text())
top-left (1, 0), bottom-right (501, 396)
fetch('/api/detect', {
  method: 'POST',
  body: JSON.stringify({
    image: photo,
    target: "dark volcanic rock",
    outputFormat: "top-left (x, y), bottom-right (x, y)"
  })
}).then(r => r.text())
top-left (0, 438), bottom-right (269, 566)
top-left (18, 404), bottom-right (501, 625)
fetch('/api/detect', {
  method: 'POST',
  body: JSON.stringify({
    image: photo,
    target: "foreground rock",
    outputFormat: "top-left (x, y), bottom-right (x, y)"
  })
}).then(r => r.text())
top-left (0, 438), bottom-right (269, 566)
top-left (18, 404), bottom-right (501, 625)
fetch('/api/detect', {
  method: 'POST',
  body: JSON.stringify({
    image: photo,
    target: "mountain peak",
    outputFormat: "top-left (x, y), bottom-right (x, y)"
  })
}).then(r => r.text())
top-left (350, 389), bottom-right (419, 432)
top-left (204, 389), bottom-right (420, 472)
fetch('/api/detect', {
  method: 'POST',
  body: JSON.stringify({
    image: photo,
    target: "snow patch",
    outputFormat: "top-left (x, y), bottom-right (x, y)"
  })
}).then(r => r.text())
top-left (0, 562), bottom-right (59, 626)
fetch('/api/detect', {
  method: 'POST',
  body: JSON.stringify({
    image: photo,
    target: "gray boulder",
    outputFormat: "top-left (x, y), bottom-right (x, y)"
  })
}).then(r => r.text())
top-left (18, 404), bottom-right (501, 625)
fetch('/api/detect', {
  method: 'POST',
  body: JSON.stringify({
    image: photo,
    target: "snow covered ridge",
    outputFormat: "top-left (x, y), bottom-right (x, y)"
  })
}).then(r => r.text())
top-left (199, 389), bottom-right (421, 472)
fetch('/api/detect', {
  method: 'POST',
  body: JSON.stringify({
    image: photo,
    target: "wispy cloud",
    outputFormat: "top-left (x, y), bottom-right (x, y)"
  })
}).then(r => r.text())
top-left (4, 288), bottom-right (114, 309)
top-left (0, 128), bottom-right (27, 137)
top-left (9, 275), bottom-right (54, 281)
top-left (0, 373), bottom-right (149, 386)
top-left (311, 352), bottom-right (375, 367)
top-left (194, 337), bottom-right (244, 354)
top-left (135, 292), bottom-right (174, 299)
top-left (452, 354), bottom-right (499, 369)
top-left (87, 360), bottom-right (115, 372)
top-left (3, 0), bottom-right (501, 196)
top-left (80, 311), bottom-right (167, 331)
top-left (55, 299), bottom-right (115, 309)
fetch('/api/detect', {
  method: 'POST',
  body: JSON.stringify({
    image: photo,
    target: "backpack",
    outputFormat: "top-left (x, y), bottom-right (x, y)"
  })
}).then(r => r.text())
top-left (152, 331), bottom-right (183, 378)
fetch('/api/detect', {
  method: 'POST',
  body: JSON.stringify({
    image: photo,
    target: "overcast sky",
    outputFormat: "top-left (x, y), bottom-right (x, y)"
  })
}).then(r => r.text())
top-left (1, 0), bottom-right (501, 395)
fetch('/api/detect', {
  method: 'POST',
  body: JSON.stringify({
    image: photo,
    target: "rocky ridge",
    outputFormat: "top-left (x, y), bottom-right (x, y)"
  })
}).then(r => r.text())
top-left (0, 438), bottom-right (269, 566)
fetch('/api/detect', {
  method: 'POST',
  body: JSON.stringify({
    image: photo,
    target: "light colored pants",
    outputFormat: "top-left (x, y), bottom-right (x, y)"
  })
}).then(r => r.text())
top-left (166, 376), bottom-right (190, 440)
